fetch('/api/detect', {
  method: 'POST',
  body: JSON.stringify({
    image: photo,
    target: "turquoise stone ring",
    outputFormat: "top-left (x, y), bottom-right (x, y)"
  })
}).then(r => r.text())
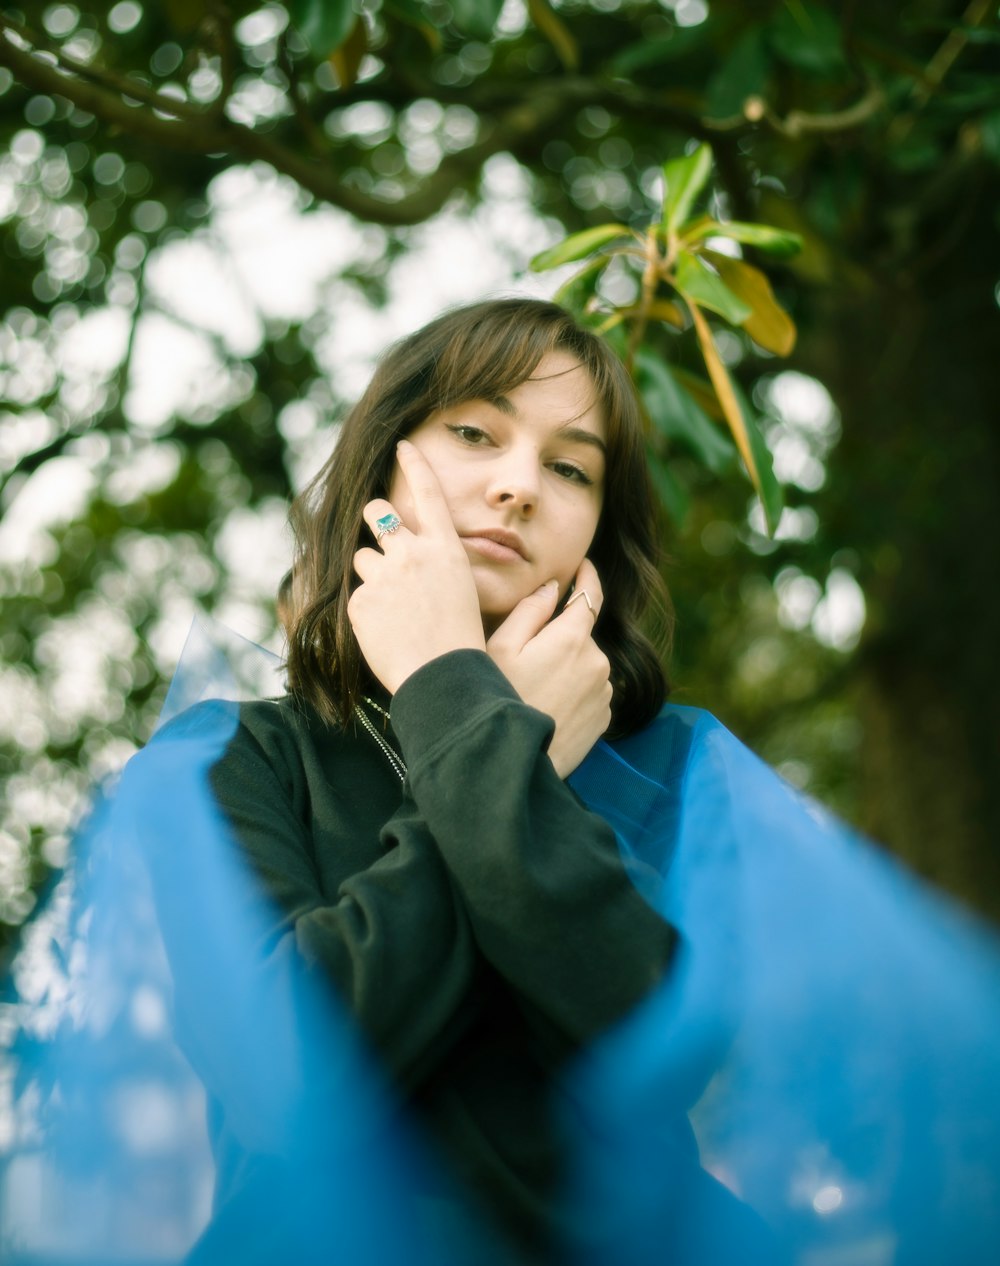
top-left (374, 513), bottom-right (403, 542)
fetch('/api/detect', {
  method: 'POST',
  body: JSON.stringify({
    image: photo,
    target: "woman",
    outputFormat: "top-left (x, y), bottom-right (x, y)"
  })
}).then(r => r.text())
top-left (196, 297), bottom-right (684, 1262)
top-left (7, 299), bottom-right (997, 1266)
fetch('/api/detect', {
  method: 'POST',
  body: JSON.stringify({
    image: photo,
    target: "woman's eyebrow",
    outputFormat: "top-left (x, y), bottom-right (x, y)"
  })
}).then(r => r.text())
top-left (488, 394), bottom-right (518, 417)
top-left (485, 396), bottom-right (606, 455)
top-left (556, 424), bottom-right (607, 456)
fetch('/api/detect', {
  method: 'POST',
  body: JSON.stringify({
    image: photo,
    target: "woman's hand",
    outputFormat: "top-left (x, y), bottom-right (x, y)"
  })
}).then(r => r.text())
top-left (486, 558), bottom-right (612, 779)
top-left (349, 441), bottom-right (486, 694)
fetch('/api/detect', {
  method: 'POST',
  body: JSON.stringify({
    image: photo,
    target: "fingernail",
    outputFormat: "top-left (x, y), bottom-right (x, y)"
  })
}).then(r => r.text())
top-left (397, 439), bottom-right (412, 452)
top-left (537, 578), bottom-right (558, 593)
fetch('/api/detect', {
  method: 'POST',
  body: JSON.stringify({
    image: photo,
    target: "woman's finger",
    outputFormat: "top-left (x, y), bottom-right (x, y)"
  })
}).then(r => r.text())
top-left (352, 546), bottom-right (383, 580)
top-left (395, 440), bottom-right (460, 539)
top-left (564, 588), bottom-right (599, 624)
top-left (486, 579), bottom-right (561, 654)
top-left (563, 557), bottom-right (604, 625)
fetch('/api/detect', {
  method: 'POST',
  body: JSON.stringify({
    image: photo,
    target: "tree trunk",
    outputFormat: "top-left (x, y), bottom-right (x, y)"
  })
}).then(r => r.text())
top-left (802, 183), bottom-right (1000, 921)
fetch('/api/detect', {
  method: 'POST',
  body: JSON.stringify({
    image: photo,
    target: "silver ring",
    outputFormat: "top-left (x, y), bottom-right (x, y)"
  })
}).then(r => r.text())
top-left (566, 588), bottom-right (597, 621)
top-left (374, 512), bottom-right (403, 543)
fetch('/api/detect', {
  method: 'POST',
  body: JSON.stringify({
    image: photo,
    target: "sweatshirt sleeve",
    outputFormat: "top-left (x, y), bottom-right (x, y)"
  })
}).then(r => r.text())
top-left (390, 650), bottom-right (677, 1047)
top-left (205, 714), bottom-right (479, 1093)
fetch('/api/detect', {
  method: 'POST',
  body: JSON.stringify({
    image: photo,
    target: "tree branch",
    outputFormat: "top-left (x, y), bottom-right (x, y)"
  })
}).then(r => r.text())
top-left (0, 20), bottom-right (713, 227)
top-left (889, 0), bottom-right (994, 144)
top-left (0, 15), bottom-right (209, 121)
top-left (749, 82), bottom-right (887, 139)
top-left (276, 31), bottom-right (332, 158)
top-left (0, 15), bottom-right (791, 229)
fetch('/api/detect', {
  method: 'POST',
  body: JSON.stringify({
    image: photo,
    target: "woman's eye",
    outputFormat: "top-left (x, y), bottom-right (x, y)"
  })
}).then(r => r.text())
top-left (447, 425), bottom-right (491, 446)
top-left (550, 461), bottom-right (594, 486)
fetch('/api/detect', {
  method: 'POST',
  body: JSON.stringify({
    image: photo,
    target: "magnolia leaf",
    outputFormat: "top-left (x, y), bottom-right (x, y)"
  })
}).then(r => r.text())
top-left (662, 144), bottom-right (713, 235)
top-left (289, 0), bottom-right (356, 59)
top-left (450, 0), bottom-right (505, 39)
top-left (383, 0), bottom-right (442, 51)
top-left (330, 16), bottom-right (368, 90)
top-left (527, 0), bottom-right (579, 70)
top-left (688, 302), bottom-right (758, 487)
top-left (982, 111), bottom-right (1000, 162)
top-left (600, 321), bottom-right (629, 360)
top-left (646, 450), bottom-right (691, 526)
top-left (530, 224), bottom-right (631, 272)
top-left (595, 300), bottom-right (685, 333)
top-left (704, 250), bottom-right (797, 356)
top-left (594, 309), bottom-right (629, 334)
top-left (553, 256), bottom-right (610, 315)
top-left (677, 214), bottom-right (715, 243)
top-left (611, 24), bottom-right (710, 75)
top-left (706, 27), bottom-right (770, 119)
top-left (769, 1), bottom-right (845, 76)
top-left (646, 299), bottom-right (686, 328)
top-left (732, 378), bottom-right (783, 535)
top-left (705, 220), bottom-right (803, 258)
top-left (674, 253), bottom-right (752, 325)
top-left (671, 367), bottom-right (724, 420)
top-left (635, 347), bottom-right (735, 475)
top-left (689, 303), bottom-right (783, 532)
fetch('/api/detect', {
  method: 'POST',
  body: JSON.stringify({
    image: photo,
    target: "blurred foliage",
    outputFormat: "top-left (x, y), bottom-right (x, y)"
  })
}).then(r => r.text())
top-left (1, 0), bottom-right (999, 961)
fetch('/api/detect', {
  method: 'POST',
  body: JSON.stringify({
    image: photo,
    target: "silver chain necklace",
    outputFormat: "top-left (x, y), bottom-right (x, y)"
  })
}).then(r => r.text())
top-left (356, 696), bottom-right (407, 783)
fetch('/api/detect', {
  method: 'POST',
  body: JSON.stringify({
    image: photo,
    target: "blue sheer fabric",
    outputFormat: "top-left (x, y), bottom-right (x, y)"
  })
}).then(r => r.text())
top-left (2, 619), bottom-right (998, 1264)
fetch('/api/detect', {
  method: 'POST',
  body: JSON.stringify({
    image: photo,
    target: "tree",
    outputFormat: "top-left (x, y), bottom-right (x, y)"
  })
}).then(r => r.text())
top-left (1, 0), bottom-right (998, 962)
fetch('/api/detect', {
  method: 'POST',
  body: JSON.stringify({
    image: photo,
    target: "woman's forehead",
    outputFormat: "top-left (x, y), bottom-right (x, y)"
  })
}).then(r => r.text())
top-left (495, 352), bottom-right (605, 431)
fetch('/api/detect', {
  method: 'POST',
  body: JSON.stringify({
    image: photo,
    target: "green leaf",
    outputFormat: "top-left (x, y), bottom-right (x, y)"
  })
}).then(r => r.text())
top-left (662, 144), bottom-right (714, 235)
top-left (635, 347), bottom-right (735, 475)
top-left (887, 136), bottom-right (941, 173)
top-left (706, 28), bottom-right (770, 119)
top-left (599, 320), bottom-right (629, 360)
top-left (731, 379), bottom-right (783, 535)
top-left (703, 250), bottom-right (797, 356)
top-left (674, 253), bottom-right (752, 325)
top-left (981, 111), bottom-right (1000, 163)
top-left (688, 301), bottom-right (759, 490)
top-left (450, 0), bottom-right (504, 40)
top-left (527, 0), bottom-right (578, 70)
top-left (530, 224), bottom-right (631, 272)
top-left (610, 25), bottom-right (710, 75)
top-left (646, 450), bottom-right (691, 526)
top-left (699, 220), bottom-right (803, 258)
top-left (383, 0), bottom-right (442, 51)
top-left (288, 0), bottom-right (356, 59)
top-left (768, 1), bottom-right (845, 76)
top-left (330, 17), bottom-right (368, 90)
top-left (552, 256), bottom-right (610, 317)
top-left (905, 18), bottom-right (1000, 44)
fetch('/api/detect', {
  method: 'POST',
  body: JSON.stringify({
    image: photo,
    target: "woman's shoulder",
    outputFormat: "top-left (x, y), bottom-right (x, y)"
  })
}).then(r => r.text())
top-left (600, 703), bottom-right (723, 783)
top-left (146, 693), bottom-right (345, 767)
top-left (227, 694), bottom-right (351, 762)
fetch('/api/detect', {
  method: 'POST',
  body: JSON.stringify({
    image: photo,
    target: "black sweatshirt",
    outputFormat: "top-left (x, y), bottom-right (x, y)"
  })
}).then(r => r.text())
top-left (203, 649), bottom-right (677, 1261)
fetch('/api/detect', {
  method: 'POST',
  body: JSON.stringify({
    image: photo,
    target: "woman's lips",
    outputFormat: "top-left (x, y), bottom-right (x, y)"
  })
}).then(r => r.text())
top-left (461, 534), bottom-right (526, 563)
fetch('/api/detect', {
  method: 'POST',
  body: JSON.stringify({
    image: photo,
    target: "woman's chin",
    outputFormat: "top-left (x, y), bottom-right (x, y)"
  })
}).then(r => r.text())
top-left (472, 578), bottom-right (529, 638)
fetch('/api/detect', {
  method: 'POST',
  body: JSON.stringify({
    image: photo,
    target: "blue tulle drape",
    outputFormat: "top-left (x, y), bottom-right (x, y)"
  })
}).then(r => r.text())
top-left (2, 619), bottom-right (998, 1264)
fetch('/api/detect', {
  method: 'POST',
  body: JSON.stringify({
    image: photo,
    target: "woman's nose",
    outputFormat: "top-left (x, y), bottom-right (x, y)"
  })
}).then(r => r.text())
top-left (486, 452), bottom-right (540, 516)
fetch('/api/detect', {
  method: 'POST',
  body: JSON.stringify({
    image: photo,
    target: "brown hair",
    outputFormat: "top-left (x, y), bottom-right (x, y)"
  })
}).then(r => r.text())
top-left (285, 297), bottom-right (671, 738)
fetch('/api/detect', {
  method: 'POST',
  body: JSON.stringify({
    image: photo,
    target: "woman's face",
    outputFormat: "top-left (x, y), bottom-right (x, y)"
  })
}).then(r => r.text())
top-left (388, 351), bottom-right (606, 634)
